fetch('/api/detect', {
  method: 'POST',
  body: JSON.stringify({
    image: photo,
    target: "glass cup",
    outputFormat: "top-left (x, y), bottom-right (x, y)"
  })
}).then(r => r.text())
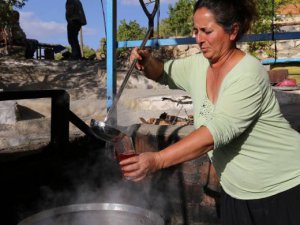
top-left (113, 135), bottom-right (138, 180)
top-left (113, 135), bottom-right (138, 162)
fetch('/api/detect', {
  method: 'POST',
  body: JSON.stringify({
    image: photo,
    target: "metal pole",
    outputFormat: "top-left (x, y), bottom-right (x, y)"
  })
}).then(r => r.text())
top-left (80, 28), bottom-right (84, 58)
top-left (51, 91), bottom-right (70, 151)
top-left (106, 0), bottom-right (117, 125)
top-left (100, 0), bottom-right (107, 37)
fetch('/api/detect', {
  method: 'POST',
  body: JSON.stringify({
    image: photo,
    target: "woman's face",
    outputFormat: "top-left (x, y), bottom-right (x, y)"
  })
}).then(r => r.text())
top-left (193, 7), bottom-right (236, 63)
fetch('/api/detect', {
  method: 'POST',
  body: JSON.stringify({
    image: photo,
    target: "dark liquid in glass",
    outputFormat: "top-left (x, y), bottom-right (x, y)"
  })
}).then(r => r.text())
top-left (117, 152), bottom-right (138, 162)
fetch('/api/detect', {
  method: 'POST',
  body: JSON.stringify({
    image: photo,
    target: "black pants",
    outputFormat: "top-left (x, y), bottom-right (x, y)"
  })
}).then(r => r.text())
top-left (25, 39), bottom-right (38, 59)
top-left (67, 21), bottom-right (82, 60)
top-left (220, 185), bottom-right (300, 225)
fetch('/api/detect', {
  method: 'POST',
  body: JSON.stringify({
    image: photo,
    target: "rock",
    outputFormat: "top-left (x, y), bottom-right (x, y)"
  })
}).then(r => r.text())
top-left (0, 101), bottom-right (18, 125)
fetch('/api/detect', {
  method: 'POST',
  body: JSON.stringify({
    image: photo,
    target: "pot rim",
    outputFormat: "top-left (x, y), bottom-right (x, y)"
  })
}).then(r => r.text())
top-left (18, 203), bottom-right (164, 225)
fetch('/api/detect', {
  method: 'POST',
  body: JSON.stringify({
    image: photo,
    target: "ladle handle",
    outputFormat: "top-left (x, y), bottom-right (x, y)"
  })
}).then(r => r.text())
top-left (139, 0), bottom-right (160, 38)
top-left (105, 27), bottom-right (153, 122)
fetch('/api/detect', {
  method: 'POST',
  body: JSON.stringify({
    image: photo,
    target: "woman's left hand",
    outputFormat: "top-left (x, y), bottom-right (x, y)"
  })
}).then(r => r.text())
top-left (119, 151), bottom-right (162, 182)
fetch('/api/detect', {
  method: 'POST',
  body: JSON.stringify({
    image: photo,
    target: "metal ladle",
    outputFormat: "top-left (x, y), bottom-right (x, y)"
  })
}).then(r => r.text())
top-left (90, 0), bottom-right (160, 143)
top-left (90, 27), bottom-right (153, 143)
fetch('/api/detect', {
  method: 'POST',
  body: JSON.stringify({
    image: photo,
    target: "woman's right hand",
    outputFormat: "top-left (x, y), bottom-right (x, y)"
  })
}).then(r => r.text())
top-left (119, 151), bottom-right (163, 182)
top-left (130, 47), bottom-right (151, 71)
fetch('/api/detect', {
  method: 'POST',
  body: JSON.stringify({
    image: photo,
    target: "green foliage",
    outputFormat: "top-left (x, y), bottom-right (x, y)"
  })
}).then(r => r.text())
top-left (96, 37), bottom-right (106, 58)
top-left (82, 45), bottom-right (96, 59)
top-left (54, 46), bottom-right (71, 60)
top-left (6, 0), bottom-right (26, 8)
top-left (99, 37), bottom-right (106, 50)
top-left (116, 19), bottom-right (147, 55)
top-left (0, 0), bottom-right (27, 26)
top-left (98, 0), bottom-right (297, 58)
top-left (54, 53), bottom-right (63, 60)
top-left (117, 19), bottom-right (147, 41)
top-left (55, 45), bottom-right (96, 60)
top-left (159, 0), bottom-right (295, 40)
top-left (162, 0), bottom-right (196, 37)
top-left (248, 0), bottom-right (295, 57)
top-left (251, 0), bottom-right (288, 34)
top-left (159, 18), bottom-right (173, 38)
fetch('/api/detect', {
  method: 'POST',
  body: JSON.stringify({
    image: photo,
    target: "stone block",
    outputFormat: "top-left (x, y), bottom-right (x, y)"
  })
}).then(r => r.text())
top-left (187, 47), bottom-right (201, 56)
top-left (268, 69), bottom-right (288, 83)
top-left (0, 101), bottom-right (18, 125)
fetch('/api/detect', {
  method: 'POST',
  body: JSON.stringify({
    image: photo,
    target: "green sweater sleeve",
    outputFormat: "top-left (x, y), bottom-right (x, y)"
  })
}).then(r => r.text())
top-left (160, 54), bottom-right (205, 91)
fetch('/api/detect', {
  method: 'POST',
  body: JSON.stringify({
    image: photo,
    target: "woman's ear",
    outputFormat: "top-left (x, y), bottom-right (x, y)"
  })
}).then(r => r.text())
top-left (230, 23), bottom-right (240, 41)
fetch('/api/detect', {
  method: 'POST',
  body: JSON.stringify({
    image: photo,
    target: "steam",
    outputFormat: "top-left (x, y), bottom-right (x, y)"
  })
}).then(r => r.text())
top-left (18, 144), bottom-right (169, 225)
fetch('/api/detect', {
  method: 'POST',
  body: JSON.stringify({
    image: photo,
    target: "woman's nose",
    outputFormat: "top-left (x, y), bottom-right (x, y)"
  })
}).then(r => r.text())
top-left (194, 32), bottom-right (204, 44)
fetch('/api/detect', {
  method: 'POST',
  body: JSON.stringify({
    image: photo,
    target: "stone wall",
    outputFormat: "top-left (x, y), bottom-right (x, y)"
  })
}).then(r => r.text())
top-left (160, 37), bottom-right (300, 60)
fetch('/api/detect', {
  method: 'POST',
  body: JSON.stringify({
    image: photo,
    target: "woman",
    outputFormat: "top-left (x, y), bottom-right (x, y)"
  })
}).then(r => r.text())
top-left (121, 0), bottom-right (300, 224)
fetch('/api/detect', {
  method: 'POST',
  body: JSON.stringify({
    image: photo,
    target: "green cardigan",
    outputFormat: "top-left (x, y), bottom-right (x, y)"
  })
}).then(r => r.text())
top-left (160, 53), bottom-right (300, 200)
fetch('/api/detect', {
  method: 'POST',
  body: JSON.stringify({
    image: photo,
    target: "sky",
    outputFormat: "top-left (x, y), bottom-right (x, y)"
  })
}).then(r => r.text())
top-left (18, 0), bottom-right (177, 50)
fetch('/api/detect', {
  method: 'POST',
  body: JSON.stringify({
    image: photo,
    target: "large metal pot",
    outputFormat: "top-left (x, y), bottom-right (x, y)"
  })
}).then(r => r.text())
top-left (18, 203), bottom-right (164, 225)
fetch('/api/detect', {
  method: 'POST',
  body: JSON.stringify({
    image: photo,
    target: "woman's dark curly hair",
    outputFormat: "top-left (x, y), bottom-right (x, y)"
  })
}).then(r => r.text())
top-left (194, 0), bottom-right (257, 40)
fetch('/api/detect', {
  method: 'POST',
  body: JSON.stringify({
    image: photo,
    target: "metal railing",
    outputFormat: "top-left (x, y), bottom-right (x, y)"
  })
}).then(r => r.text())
top-left (0, 90), bottom-right (70, 150)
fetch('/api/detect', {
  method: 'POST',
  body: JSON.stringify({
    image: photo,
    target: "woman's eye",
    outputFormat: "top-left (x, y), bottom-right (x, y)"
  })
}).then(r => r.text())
top-left (192, 28), bottom-right (212, 37)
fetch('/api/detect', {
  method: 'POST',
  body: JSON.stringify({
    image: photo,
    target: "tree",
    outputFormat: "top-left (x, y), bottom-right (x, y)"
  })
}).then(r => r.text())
top-left (163, 0), bottom-right (196, 37)
top-left (159, 0), bottom-right (296, 56)
top-left (0, 0), bottom-right (27, 26)
top-left (97, 37), bottom-right (106, 58)
top-left (252, 0), bottom-right (297, 34)
top-left (249, 0), bottom-right (297, 57)
top-left (82, 45), bottom-right (96, 59)
top-left (117, 19), bottom-right (147, 41)
top-left (159, 18), bottom-right (172, 38)
top-left (5, 0), bottom-right (26, 8)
